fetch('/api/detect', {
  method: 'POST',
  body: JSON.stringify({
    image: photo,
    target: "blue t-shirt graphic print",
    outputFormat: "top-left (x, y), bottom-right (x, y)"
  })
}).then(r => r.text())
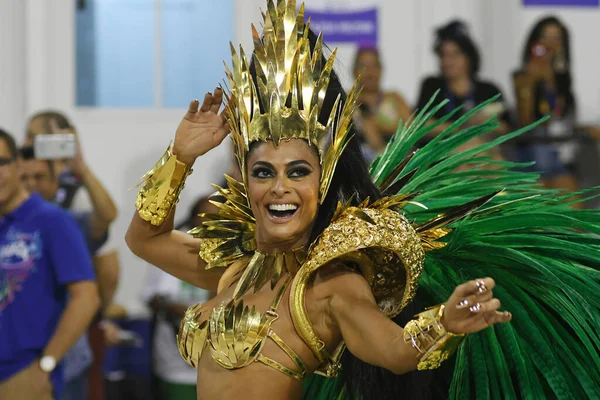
top-left (0, 228), bottom-right (42, 313)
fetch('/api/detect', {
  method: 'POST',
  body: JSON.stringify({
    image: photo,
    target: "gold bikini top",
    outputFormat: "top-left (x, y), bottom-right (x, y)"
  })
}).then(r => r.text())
top-left (178, 275), bottom-right (307, 382)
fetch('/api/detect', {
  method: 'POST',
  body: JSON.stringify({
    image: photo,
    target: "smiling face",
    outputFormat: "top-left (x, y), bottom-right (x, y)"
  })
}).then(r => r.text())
top-left (246, 139), bottom-right (320, 252)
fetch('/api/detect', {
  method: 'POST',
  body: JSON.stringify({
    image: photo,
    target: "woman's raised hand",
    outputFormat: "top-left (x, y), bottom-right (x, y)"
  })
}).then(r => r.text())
top-left (526, 56), bottom-right (554, 87)
top-left (441, 278), bottom-right (512, 335)
top-left (173, 87), bottom-right (229, 166)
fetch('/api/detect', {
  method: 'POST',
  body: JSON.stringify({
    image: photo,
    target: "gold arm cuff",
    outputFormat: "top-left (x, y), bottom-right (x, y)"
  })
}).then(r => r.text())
top-left (135, 145), bottom-right (192, 226)
top-left (403, 304), bottom-right (465, 370)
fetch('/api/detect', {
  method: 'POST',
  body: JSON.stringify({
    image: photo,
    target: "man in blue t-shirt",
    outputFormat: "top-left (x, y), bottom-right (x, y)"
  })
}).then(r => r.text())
top-left (0, 129), bottom-right (100, 400)
top-left (20, 146), bottom-right (108, 400)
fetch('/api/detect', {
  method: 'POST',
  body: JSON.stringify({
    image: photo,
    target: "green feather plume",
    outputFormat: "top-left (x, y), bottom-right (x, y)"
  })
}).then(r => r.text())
top-left (304, 94), bottom-right (600, 399)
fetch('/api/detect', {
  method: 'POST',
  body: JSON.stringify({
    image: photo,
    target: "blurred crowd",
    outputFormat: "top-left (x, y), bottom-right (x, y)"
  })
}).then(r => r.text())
top-left (354, 17), bottom-right (600, 203)
top-left (0, 14), bottom-right (599, 400)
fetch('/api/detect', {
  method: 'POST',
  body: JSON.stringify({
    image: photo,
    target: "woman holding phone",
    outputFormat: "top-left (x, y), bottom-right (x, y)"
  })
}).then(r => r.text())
top-left (512, 16), bottom-right (579, 193)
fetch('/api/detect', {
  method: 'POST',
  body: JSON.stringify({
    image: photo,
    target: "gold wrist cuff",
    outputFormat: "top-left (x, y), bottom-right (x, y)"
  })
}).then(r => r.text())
top-left (135, 144), bottom-right (192, 226)
top-left (403, 304), bottom-right (465, 370)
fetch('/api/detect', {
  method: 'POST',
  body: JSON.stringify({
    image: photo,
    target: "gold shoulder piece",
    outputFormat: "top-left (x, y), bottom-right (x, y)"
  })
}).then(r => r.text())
top-left (290, 205), bottom-right (425, 376)
top-left (189, 175), bottom-right (256, 268)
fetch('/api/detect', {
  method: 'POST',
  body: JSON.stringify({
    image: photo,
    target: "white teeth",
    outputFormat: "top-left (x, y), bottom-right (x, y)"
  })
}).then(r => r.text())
top-left (268, 204), bottom-right (298, 211)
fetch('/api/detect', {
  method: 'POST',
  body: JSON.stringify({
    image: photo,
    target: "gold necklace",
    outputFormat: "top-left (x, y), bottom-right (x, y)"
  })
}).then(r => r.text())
top-left (232, 248), bottom-right (306, 300)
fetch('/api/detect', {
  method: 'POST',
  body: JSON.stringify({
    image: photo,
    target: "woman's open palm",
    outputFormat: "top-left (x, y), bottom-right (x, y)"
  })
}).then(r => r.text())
top-left (173, 87), bottom-right (230, 165)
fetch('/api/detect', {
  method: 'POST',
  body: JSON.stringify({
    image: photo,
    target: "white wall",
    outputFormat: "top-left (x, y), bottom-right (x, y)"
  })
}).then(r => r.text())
top-left (0, 1), bottom-right (26, 135)
top-left (1, 0), bottom-right (599, 315)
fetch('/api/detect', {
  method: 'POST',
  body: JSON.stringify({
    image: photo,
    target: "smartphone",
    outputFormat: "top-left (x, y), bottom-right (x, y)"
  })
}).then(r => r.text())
top-left (531, 41), bottom-right (547, 60)
top-left (33, 134), bottom-right (77, 159)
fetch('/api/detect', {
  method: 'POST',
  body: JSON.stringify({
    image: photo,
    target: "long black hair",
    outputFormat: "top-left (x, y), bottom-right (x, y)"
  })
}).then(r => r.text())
top-left (521, 16), bottom-right (575, 113)
top-left (248, 28), bottom-right (442, 399)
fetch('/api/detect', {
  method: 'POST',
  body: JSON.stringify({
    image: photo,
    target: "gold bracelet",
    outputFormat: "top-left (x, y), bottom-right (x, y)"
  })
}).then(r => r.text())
top-left (403, 304), bottom-right (465, 370)
top-left (135, 144), bottom-right (192, 226)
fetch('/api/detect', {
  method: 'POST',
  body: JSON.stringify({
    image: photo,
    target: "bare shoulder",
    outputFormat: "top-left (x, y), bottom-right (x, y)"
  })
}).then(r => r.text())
top-left (311, 262), bottom-right (373, 303)
top-left (305, 262), bottom-right (376, 346)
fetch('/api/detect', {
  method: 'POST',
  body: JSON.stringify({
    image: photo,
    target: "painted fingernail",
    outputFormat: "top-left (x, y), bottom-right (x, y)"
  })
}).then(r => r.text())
top-left (469, 303), bottom-right (482, 313)
top-left (476, 280), bottom-right (487, 293)
top-left (457, 299), bottom-right (470, 309)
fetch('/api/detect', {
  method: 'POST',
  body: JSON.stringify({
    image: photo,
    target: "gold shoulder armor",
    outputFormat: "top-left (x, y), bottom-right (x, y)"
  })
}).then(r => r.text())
top-left (289, 205), bottom-right (425, 376)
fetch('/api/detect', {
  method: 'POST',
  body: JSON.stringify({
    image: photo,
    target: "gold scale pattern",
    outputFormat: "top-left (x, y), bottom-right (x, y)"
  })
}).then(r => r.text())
top-left (289, 206), bottom-right (425, 376)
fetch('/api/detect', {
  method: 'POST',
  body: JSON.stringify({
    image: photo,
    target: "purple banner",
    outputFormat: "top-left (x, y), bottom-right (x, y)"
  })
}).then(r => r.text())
top-left (523, 0), bottom-right (599, 6)
top-left (304, 8), bottom-right (378, 46)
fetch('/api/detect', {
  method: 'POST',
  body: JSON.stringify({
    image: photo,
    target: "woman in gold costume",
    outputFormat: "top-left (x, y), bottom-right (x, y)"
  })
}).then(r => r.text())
top-left (126, 2), bottom-right (510, 399)
top-left (127, 1), bottom-right (600, 399)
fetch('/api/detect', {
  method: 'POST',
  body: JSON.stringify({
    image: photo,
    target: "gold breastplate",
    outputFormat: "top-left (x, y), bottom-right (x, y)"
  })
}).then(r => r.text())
top-left (177, 275), bottom-right (307, 381)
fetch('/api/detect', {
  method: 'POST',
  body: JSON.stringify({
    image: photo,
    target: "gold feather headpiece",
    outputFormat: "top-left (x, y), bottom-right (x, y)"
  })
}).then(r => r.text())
top-left (223, 0), bottom-right (360, 200)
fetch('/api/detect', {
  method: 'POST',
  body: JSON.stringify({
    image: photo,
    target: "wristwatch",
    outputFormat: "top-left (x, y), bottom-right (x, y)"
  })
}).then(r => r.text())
top-left (39, 355), bottom-right (57, 372)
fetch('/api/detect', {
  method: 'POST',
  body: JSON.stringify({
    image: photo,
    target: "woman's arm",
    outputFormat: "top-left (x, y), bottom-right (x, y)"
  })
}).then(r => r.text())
top-left (126, 212), bottom-right (222, 290)
top-left (48, 119), bottom-right (118, 240)
top-left (328, 272), bottom-right (419, 374)
top-left (513, 71), bottom-right (537, 127)
top-left (126, 89), bottom-right (229, 291)
top-left (359, 112), bottom-right (387, 153)
top-left (93, 250), bottom-right (120, 310)
top-left (391, 92), bottom-right (414, 126)
top-left (577, 125), bottom-right (600, 141)
top-left (327, 272), bottom-right (510, 374)
top-left (359, 91), bottom-right (412, 153)
top-left (513, 60), bottom-right (556, 128)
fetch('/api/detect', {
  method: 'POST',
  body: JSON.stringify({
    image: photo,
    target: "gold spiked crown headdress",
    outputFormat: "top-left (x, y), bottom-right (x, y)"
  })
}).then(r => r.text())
top-left (223, 0), bottom-right (360, 200)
